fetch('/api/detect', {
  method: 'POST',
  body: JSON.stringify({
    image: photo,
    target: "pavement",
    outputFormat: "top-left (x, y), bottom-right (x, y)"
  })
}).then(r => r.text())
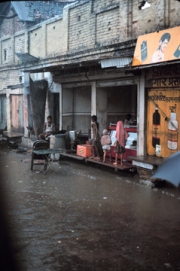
top-left (0, 149), bottom-right (180, 271)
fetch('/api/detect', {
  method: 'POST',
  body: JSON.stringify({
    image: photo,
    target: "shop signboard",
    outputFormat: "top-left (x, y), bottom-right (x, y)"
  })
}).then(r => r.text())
top-left (132, 26), bottom-right (180, 66)
top-left (147, 87), bottom-right (180, 158)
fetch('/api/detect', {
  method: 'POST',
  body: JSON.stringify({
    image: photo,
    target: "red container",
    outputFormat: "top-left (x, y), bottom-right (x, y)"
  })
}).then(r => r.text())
top-left (77, 144), bottom-right (93, 157)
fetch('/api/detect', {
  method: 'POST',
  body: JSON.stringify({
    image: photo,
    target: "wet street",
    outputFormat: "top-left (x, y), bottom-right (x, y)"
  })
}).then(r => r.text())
top-left (0, 149), bottom-right (180, 271)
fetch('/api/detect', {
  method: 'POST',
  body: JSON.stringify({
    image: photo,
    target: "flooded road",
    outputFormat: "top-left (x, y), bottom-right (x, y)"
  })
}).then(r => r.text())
top-left (0, 149), bottom-right (180, 271)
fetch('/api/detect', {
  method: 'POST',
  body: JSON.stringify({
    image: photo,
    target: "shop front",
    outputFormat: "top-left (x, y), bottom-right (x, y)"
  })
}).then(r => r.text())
top-left (131, 25), bottom-right (180, 174)
top-left (146, 65), bottom-right (180, 158)
top-left (54, 63), bottom-right (141, 163)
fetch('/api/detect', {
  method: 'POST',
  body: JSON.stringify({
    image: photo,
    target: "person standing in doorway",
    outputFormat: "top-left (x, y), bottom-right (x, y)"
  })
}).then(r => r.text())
top-left (113, 121), bottom-right (128, 166)
top-left (90, 115), bottom-right (100, 160)
top-left (38, 115), bottom-right (55, 140)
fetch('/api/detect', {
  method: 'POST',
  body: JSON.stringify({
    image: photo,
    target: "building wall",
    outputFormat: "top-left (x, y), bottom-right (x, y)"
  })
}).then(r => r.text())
top-left (92, 0), bottom-right (119, 11)
top-left (29, 26), bottom-right (45, 58)
top-left (46, 19), bottom-right (64, 55)
top-left (0, 9), bottom-right (16, 38)
top-left (0, 7), bottom-right (26, 91)
top-left (132, 0), bottom-right (180, 38)
top-left (1, 1), bottom-right (180, 65)
top-left (68, 2), bottom-right (94, 51)
top-left (96, 7), bottom-right (119, 46)
top-left (0, 8), bottom-right (26, 64)
top-left (29, 7), bottom-right (69, 57)
top-left (14, 33), bottom-right (25, 63)
top-left (1, 38), bottom-right (13, 64)
top-left (0, 69), bottom-right (20, 92)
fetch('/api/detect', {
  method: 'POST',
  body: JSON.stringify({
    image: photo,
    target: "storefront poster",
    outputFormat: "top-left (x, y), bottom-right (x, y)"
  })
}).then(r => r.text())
top-left (132, 26), bottom-right (180, 66)
top-left (147, 89), bottom-right (180, 158)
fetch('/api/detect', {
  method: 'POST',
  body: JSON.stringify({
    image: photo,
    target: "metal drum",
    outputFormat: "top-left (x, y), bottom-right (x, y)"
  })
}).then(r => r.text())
top-left (50, 134), bottom-right (66, 159)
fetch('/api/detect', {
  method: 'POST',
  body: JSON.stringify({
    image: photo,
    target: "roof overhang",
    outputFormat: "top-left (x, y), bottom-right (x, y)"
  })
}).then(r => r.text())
top-left (15, 53), bottom-right (39, 63)
top-left (7, 83), bottom-right (23, 89)
top-left (100, 57), bottom-right (132, 68)
top-left (127, 59), bottom-right (180, 72)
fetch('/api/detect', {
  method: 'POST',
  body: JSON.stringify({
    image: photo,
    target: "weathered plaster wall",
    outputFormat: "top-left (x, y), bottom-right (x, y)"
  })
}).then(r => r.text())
top-left (26, 0), bottom-right (180, 59)
top-left (0, 8), bottom-right (26, 65)
top-left (14, 33), bottom-right (25, 63)
top-left (1, 38), bottom-right (13, 64)
top-left (29, 26), bottom-right (45, 58)
top-left (0, 8), bottom-right (25, 38)
top-left (132, 0), bottom-right (180, 38)
top-left (0, 69), bottom-right (20, 92)
top-left (0, 8), bottom-right (25, 92)
top-left (68, 2), bottom-right (94, 51)
top-left (96, 7), bottom-right (119, 46)
top-left (46, 19), bottom-right (64, 55)
top-left (93, 0), bottom-right (119, 10)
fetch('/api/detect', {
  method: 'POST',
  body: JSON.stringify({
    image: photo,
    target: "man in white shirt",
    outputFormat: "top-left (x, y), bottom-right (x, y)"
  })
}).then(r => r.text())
top-left (38, 115), bottom-right (55, 140)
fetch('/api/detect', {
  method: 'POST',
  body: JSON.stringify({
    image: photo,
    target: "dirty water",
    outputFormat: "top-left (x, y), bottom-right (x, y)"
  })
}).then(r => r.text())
top-left (0, 149), bottom-right (180, 271)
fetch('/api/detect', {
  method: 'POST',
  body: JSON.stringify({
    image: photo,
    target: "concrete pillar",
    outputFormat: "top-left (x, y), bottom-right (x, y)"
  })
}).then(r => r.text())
top-left (6, 93), bottom-right (11, 132)
top-left (91, 82), bottom-right (107, 135)
top-left (24, 30), bottom-right (28, 53)
top-left (91, 81), bottom-right (96, 116)
top-left (137, 71), bottom-right (145, 156)
top-left (45, 92), bottom-right (50, 121)
top-left (43, 24), bottom-right (47, 56)
top-left (23, 94), bottom-right (29, 137)
top-left (91, 82), bottom-right (96, 138)
top-left (59, 84), bottom-right (62, 130)
top-left (50, 82), bottom-right (62, 130)
top-left (96, 88), bottom-right (107, 135)
top-left (63, 4), bottom-right (70, 52)
top-left (0, 39), bottom-right (1, 65)
top-left (12, 36), bottom-right (15, 63)
top-left (119, 0), bottom-right (128, 40)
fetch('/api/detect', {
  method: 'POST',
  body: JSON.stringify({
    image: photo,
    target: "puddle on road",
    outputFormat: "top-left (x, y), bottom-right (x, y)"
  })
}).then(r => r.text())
top-left (0, 150), bottom-right (180, 271)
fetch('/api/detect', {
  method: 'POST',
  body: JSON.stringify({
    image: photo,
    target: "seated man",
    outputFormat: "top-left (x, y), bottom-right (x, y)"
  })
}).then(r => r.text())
top-left (38, 115), bottom-right (55, 140)
top-left (124, 114), bottom-right (133, 126)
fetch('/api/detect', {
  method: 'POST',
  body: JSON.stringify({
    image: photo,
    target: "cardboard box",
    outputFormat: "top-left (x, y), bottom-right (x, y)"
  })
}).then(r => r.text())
top-left (77, 144), bottom-right (93, 157)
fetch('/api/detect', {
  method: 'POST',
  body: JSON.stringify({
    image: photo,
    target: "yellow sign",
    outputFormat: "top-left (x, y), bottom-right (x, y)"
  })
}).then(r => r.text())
top-left (132, 26), bottom-right (180, 66)
top-left (147, 89), bottom-right (180, 158)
